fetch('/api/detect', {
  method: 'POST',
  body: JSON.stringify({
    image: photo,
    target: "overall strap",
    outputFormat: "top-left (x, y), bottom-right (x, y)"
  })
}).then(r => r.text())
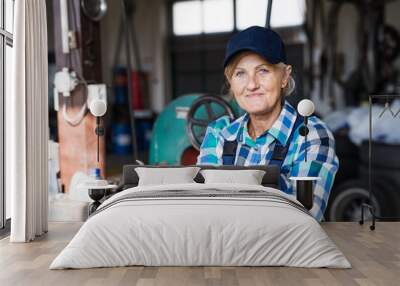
top-left (270, 114), bottom-right (304, 190)
top-left (222, 141), bottom-right (238, 165)
top-left (269, 114), bottom-right (304, 170)
top-left (222, 140), bottom-right (251, 166)
top-left (222, 117), bottom-right (241, 165)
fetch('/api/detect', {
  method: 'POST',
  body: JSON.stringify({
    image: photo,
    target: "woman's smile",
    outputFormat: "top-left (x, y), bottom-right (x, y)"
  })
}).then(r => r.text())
top-left (246, 92), bottom-right (264, 97)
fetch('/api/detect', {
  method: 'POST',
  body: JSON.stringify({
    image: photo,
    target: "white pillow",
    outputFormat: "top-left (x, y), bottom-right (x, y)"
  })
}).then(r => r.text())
top-left (135, 167), bottom-right (201, 186)
top-left (200, 169), bottom-right (266, 185)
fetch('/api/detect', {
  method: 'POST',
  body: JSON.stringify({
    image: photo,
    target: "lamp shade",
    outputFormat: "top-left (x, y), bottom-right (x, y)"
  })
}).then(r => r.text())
top-left (297, 99), bottom-right (315, 117)
top-left (89, 99), bottom-right (107, 117)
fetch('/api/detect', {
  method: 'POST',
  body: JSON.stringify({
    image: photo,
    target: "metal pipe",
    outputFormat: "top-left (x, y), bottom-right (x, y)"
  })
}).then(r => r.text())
top-left (368, 95), bottom-right (372, 203)
top-left (265, 0), bottom-right (273, 28)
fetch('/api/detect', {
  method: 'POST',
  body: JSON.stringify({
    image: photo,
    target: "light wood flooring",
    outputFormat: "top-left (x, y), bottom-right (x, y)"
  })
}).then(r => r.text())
top-left (0, 222), bottom-right (399, 286)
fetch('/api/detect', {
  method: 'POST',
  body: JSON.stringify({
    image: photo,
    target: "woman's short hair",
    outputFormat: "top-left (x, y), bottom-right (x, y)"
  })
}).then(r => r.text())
top-left (223, 51), bottom-right (295, 97)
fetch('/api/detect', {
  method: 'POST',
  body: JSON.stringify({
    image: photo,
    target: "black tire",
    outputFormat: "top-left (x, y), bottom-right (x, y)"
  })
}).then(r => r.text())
top-left (326, 178), bottom-right (400, 221)
top-left (326, 179), bottom-right (381, 221)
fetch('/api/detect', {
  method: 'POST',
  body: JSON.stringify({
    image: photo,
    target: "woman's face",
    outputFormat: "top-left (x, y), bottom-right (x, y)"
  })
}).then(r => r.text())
top-left (228, 53), bottom-right (291, 116)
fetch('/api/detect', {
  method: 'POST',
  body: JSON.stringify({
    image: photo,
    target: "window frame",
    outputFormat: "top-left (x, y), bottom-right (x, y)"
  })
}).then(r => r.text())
top-left (170, 0), bottom-right (306, 37)
top-left (170, 0), bottom-right (238, 37)
top-left (168, 0), bottom-right (238, 98)
top-left (172, 0), bottom-right (236, 36)
top-left (0, 0), bottom-right (13, 233)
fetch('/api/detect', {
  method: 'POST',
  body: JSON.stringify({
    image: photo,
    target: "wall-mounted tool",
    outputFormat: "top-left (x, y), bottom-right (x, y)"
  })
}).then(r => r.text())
top-left (56, 0), bottom-right (88, 125)
top-left (54, 67), bottom-right (79, 100)
top-left (53, 67), bottom-right (88, 126)
top-left (55, 0), bottom-right (108, 126)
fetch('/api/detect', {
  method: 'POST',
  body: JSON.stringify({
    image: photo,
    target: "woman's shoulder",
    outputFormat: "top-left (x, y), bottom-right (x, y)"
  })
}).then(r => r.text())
top-left (206, 114), bottom-right (248, 140)
top-left (207, 115), bottom-right (233, 131)
top-left (307, 115), bottom-right (335, 140)
top-left (308, 115), bottom-right (330, 129)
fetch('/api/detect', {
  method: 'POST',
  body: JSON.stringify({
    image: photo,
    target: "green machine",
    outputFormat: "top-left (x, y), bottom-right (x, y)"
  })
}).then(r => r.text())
top-left (149, 94), bottom-right (244, 165)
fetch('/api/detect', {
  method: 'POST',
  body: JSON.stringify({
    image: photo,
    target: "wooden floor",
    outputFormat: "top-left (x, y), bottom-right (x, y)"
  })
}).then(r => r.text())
top-left (0, 222), bottom-right (399, 286)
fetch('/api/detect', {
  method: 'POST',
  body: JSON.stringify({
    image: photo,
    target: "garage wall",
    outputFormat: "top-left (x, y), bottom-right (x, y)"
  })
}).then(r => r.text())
top-left (99, 0), bottom-right (400, 113)
top-left (100, 0), bottom-right (170, 113)
top-left (331, 0), bottom-right (400, 78)
top-left (386, 0), bottom-right (400, 69)
top-left (331, 3), bottom-right (358, 80)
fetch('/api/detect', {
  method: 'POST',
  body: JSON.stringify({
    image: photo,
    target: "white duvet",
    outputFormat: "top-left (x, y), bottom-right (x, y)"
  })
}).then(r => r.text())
top-left (50, 183), bottom-right (351, 269)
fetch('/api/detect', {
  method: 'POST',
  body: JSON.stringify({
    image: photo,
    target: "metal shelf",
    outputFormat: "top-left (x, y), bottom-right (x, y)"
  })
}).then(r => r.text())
top-left (360, 94), bottom-right (400, 230)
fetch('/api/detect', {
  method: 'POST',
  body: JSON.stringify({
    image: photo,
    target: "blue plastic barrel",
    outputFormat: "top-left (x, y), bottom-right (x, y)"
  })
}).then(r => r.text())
top-left (111, 123), bottom-right (132, 154)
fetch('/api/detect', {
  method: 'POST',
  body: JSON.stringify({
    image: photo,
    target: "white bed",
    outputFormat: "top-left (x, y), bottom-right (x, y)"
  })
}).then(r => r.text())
top-left (50, 183), bottom-right (351, 269)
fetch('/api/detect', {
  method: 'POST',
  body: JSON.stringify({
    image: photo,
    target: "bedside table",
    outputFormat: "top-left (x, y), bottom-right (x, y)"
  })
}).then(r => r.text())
top-left (87, 184), bottom-right (117, 216)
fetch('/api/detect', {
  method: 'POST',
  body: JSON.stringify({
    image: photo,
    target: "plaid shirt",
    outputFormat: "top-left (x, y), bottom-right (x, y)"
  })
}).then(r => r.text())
top-left (197, 101), bottom-right (339, 221)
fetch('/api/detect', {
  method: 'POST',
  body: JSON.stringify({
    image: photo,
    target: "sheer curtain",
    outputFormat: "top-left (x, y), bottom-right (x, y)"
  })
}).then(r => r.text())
top-left (7, 0), bottom-right (48, 242)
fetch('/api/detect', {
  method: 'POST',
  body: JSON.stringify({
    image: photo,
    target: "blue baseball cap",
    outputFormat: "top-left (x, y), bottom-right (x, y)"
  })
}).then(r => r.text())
top-left (223, 26), bottom-right (287, 68)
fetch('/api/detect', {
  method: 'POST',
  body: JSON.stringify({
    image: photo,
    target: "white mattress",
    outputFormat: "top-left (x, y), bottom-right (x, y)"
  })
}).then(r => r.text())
top-left (50, 183), bottom-right (351, 269)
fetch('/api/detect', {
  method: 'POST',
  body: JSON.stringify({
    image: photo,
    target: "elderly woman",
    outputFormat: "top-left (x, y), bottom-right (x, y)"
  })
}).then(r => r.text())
top-left (197, 26), bottom-right (339, 221)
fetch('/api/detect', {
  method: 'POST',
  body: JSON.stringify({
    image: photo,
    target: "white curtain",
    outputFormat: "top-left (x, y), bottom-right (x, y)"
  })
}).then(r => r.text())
top-left (7, 0), bottom-right (48, 242)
